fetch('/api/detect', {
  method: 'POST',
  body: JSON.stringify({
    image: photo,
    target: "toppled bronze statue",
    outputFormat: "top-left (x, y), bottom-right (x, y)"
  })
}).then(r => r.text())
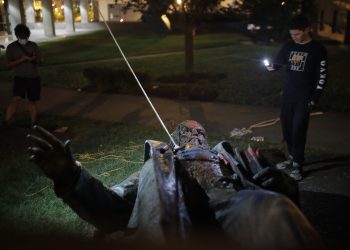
top-left (27, 120), bottom-right (324, 249)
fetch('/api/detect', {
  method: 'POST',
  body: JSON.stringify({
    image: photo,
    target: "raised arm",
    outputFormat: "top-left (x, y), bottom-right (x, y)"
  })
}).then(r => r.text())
top-left (27, 126), bottom-right (133, 233)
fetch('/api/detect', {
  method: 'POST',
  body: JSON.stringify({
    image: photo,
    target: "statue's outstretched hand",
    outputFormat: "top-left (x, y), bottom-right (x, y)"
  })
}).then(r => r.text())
top-left (27, 126), bottom-right (80, 185)
top-left (253, 167), bottom-right (299, 205)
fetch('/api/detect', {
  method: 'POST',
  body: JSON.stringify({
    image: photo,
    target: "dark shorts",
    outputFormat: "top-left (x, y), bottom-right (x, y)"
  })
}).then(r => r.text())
top-left (13, 76), bottom-right (41, 102)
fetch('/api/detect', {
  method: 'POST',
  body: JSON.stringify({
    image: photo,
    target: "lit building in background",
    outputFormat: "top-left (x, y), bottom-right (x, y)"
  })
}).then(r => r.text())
top-left (32, 0), bottom-right (95, 23)
top-left (0, 0), bottom-right (97, 41)
top-left (0, 0), bottom-right (7, 35)
top-left (104, 0), bottom-right (141, 22)
top-left (1, 1), bottom-right (348, 43)
top-left (0, 0), bottom-right (142, 39)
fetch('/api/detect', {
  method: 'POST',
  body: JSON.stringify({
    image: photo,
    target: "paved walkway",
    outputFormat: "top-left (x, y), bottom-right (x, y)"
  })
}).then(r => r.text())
top-left (1, 80), bottom-right (349, 153)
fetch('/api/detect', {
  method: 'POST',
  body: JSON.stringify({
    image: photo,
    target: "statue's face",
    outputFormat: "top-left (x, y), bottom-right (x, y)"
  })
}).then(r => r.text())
top-left (171, 120), bottom-right (209, 150)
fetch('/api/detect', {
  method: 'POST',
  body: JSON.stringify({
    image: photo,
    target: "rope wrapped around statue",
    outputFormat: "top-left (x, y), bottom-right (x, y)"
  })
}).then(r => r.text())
top-left (27, 120), bottom-right (325, 249)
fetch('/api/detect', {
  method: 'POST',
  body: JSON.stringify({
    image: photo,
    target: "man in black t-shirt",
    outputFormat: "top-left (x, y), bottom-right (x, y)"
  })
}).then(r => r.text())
top-left (266, 15), bottom-right (328, 181)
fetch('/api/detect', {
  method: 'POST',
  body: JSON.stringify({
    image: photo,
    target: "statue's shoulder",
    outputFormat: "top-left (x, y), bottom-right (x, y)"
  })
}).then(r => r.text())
top-left (144, 139), bottom-right (170, 162)
top-left (211, 141), bottom-right (235, 155)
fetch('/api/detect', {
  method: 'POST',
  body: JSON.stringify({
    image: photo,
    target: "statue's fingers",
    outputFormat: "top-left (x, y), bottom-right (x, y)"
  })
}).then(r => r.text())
top-left (33, 125), bottom-right (62, 148)
top-left (27, 146), bottom-right (45, 158)
top-left (28, 146), bottom-right (49, 164)
top-left (64, 140), bottom-right (75, 162)
top-left (29, 154), bottom-right (40, 163)
top-left (27, 134), bottom-right (53, 151)
top-left (252, 167), bottom-right (272, 181)
top-left (260, 177), bottom-right (278, 188)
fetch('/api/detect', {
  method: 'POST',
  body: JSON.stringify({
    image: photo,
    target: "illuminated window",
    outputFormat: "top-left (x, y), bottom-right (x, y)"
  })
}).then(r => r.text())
top-left (32, 0), bottom-right (90, 23)
top-left (0, 0), bottom-right (5, 32)
top-left (53, 0), bottom-right (64, 22)
top-left (88, 0), bottom-right (94, 21)
top-left (34, 0), bottom-right (42, 22)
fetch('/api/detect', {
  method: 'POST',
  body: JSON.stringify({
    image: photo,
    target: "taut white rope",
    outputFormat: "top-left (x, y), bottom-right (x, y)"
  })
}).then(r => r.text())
top-left (93, 1), bottom-right (179, 148)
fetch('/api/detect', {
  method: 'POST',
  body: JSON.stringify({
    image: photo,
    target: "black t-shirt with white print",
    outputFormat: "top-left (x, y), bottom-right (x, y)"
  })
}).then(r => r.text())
top-left (273, 40), bottom-right (327, 103)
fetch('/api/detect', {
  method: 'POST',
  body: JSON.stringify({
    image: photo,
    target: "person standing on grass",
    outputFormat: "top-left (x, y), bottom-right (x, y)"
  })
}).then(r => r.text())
top-left (266, 15), bottom-right (328, 181)
top-left (3, 24), bottom-right (41, 127)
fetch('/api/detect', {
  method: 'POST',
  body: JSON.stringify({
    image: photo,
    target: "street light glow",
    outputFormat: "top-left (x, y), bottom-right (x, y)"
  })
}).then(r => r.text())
top-left (161, 14), bottom-right (171, 30)
top-left (176, 0), bottom-right (182, 5)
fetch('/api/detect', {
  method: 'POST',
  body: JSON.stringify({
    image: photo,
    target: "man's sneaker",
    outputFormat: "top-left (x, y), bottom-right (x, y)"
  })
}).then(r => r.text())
top-left (289, 163), bottom-right (303, 181)
top-left (276, 155), bottom-right (293, 170)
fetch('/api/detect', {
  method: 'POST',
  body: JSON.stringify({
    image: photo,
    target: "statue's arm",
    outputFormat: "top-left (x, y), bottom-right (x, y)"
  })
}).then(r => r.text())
top-left (27, 126), bottom-right (134, 233)
top-left (56, 167), bottom-right (134, 233)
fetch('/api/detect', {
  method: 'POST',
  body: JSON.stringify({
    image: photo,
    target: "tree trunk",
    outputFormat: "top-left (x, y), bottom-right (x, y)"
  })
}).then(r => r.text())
top-left (332, 10), bottom-right (338, 33)
top-left (345, 10), bottom-right (350, 45)
top-left (184, 20), bottom-right (194, 81)
top-left (319, 10), bottom-right (324, 31)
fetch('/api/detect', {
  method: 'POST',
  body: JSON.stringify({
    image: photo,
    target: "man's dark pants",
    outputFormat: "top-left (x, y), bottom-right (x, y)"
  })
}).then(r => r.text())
top-left (280, 98), bottom-right (310, 164)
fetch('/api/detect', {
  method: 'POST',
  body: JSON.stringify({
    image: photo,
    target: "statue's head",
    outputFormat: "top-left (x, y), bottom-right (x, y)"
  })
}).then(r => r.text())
top-left (171, 120), bottom-right (209, 150)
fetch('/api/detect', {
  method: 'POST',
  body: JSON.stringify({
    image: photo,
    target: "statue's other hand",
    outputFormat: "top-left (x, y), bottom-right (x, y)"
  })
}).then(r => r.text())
top-left (253, 167), bottom-right (299, 205)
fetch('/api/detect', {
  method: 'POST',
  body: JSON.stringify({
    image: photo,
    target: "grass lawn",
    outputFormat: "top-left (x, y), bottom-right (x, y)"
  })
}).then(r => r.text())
top-left (0, 25), bottom-right (349, 111)
top-left (0, 115), bottom-right (163, 237)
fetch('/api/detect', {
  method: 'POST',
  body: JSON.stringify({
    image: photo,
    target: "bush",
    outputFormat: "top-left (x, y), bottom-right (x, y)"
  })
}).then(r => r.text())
top-left (188, 81), bottom-right (219, 101)
top-left (156, 72), bottom-right (226, 84)
top-left (147, 82), bottom-right (218, 102)
top-left (81, 70), bottom-right (221, 101)
top-left (82, 68), bottom-right (152, 93)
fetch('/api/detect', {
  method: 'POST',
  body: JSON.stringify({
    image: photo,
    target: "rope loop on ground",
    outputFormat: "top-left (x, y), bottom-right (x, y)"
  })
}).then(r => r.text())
top-left (230, 112), bottom-right (323, 138)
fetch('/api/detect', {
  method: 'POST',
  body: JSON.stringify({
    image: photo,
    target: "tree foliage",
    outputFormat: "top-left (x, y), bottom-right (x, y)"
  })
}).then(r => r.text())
top-left (123, 0), bottom-right (224, 19)
top-left (238, 0), bottom-right (300, 39)
top-left (122, 0), bottom-right (226, 78)
top-left (332, 0), bottom-right (350, 44)
top-left (238, 0), bottom-right (320, 39)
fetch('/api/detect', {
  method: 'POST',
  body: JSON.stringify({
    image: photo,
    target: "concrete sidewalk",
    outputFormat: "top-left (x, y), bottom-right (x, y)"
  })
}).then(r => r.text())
top-left (1, 80), bottom-right (349, 153)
